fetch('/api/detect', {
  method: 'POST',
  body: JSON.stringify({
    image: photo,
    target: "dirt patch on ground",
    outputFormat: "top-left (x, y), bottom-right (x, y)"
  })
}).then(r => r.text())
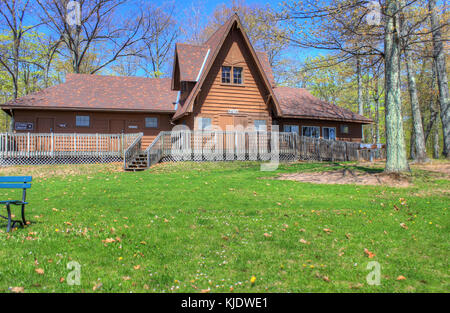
top-left (277, 169), bottom-right (412, 187)
top-left (411, 162), bottom-right (450, 177)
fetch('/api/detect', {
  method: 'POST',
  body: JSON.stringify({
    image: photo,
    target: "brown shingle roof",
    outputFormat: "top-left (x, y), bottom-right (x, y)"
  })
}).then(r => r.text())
top-left (2, 74), bottom-right (178, 112)
top-left (175, 44), bottom-right (274, 86)
top-left (273, 86), bottom-right (372, 123)
top-left (256, 51), bottom-right (275, 86)
top-left (176, 43), bottom-right (210, 82)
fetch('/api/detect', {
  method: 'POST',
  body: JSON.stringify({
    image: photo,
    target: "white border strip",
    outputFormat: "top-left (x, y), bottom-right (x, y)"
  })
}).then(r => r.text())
top-left (174, 90), bottom-right (181, 110)
top-left (195, 49), bottom-right (211, 82)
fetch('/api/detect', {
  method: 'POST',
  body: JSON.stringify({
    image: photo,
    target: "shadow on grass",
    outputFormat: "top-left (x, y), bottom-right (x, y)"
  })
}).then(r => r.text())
top-left (0, 219), bottom-right (39, 233)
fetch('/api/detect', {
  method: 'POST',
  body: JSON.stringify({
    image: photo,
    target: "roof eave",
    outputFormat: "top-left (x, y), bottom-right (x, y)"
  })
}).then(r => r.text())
top-left (279, 114), bottom-right (374, 124)
top-left (1, 106), bottom-right (176, 114)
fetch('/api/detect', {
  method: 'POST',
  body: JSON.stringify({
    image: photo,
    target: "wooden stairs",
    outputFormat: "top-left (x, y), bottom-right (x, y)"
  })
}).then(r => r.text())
top-left (124, 153), bottom-right (148, 171)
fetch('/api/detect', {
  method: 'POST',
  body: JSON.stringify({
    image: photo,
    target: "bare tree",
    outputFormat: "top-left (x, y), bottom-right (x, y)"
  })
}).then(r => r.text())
top-left (36, 0), bottom-right (148, 74)
top-left (140, 3), bottom-right (179, 78)
top-left (0, 0), bottom-right (40, 99)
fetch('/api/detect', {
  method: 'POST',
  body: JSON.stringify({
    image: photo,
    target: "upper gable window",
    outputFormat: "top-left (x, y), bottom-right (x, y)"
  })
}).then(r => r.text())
top-left (233, 67), bottom-right (243, 84)
top-left (222, 66), bottom-right (231, 83)
top-left (222, 66), bottom-right (243, 85)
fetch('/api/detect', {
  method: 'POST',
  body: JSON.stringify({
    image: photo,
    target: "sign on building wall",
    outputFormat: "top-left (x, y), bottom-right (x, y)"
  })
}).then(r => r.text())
top-left (15, 122), bottom-right (34, 131)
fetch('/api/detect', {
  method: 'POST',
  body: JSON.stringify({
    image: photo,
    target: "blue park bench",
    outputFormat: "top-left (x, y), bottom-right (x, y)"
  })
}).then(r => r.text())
top-left (0, 176), bottom-right (32, 232)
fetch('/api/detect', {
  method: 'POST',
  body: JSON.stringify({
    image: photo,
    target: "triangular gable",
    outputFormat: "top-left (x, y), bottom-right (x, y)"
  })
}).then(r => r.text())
top-left (172, 14), bottom-right (282, 120)
top-left (171, 43), bottom-right (210, 89)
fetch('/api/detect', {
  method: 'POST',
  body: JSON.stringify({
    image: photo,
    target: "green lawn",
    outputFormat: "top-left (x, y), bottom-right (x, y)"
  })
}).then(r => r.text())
top-left (0, 161), bottom-right (448, 293)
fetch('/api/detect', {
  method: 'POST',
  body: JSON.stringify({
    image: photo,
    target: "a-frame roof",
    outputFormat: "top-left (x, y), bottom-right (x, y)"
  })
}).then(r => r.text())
top-left (172, 14), bottom-right (282, 120)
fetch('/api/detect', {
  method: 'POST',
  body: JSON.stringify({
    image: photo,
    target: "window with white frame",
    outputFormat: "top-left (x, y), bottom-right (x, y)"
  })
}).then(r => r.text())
top-left (254, 119), bottom-right (267, 131)
top-left (221, 66), bottom-right (231, 84)
top-left (283, 125), bottom-right (299, 134)
top-left (145, 117), bottom-right (158, 128)
top-left (302, 126), bottom-right (320, 138)
top-left (197, 117), bottom-right (212, 130)
top-left (76, 115), bottom-right (90, 127)
top-left (323, 127), bottom-right (336, 140)
top-left (233, 67), bottom-right (243, 84)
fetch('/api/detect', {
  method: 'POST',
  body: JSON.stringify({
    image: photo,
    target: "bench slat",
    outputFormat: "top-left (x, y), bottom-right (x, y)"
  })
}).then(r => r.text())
top-left (0, 183), bottom-right (31, 189)
top-left (0, 176), bottom-right (32, 183)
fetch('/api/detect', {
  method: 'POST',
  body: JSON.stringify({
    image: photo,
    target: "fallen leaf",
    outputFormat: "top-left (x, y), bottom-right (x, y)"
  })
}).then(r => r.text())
top-left (364, 248), bottom-right (376, 258)
top-left (263, 233), bottom-right (272, 238)
top-left (35, 268), bottom-right (44, 275)
top-left (201, 288), bottom-right (210, 293)
top-left (323, 228), bottom-right (332, 233)
top-left (400, 223), bottom-right (408, 229)
top-left (133, 265), bottom-right (141, 270)
top-left (93, 282), bottom-right (103, 291)
top-left (299, 238), bottom-right (309, 244)
top-left (122, 276), bottom-right (131, 281)
top-left (349, 283), bottom-right (364, 289)
top-left (10, 287), bottom-right (24, 293)
top-left (59, 277), bottom-right (65, 283)
top-left (396, 275), bottom-right (406, 281)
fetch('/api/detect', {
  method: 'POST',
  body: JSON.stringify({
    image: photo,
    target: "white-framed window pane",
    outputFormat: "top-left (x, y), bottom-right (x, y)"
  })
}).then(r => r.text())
top-left (145, 117), bottom-right (158, 128)
top-left (284, 125), bottom-right (299, 134)
top-left (302, 126), bottom-right (320, 138)
top-left (323, 127), bottom-right (336, 140)
top-left (222, 66), bottom-right (231, 83)
top-left (76, 115), bottom-right (90, 127)
top-left (197, 117), bottom-right (212, 130)
top-left (233, 67), bottom-right (243, 84)
top-left (254, 119), bottom-right (266, 131)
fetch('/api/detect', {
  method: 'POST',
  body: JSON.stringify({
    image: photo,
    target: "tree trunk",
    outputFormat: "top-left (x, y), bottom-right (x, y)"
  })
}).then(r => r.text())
top-left (433, 123), bottom-right (440, 159)
top-left (356, 57), bottom-right (364, 141)
top-left (384, 0), bottom-right (409, 173)
top-left (410, 127), bottom-right (416, 160)
top-left (428, 0), bottom-right (450, 158)
top-left (403, 50), bottom-right (429, 161)
top-left (399, 0), bottom-right (428, 162)
top-left (374, 78), bottom-right (381, 144)
top-left (424, 61), bottom-right (438, 143)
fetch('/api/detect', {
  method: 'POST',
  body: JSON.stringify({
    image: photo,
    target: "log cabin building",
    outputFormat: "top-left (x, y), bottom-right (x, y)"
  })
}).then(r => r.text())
top-left (1, 14), bottom-right (372, 149)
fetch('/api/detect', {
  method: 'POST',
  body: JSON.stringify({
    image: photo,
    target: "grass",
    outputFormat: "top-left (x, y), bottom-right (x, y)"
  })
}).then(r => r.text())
top-left (0, 161), bottom-right (448, 293)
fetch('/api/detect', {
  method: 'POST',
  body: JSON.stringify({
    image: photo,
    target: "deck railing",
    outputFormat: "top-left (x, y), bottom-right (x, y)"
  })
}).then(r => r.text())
top-left (144, 132), bottom-right (164, 168)
top-left (123, 133), bottom-right (143, 169)
top-left (143, 131), bottom-right (299, 166)
top-left (0, 132), bottom-right (141, 160)
top-left (1, 131), bottom-right (385, 167)
top-left (141, 131), bottom-right (384, 168)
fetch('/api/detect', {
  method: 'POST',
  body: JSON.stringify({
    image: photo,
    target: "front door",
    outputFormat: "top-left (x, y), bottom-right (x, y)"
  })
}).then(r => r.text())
top-left (233, 116), bottom-right (248, 130)
top-left (37, 118), bottom-right (54, 132)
